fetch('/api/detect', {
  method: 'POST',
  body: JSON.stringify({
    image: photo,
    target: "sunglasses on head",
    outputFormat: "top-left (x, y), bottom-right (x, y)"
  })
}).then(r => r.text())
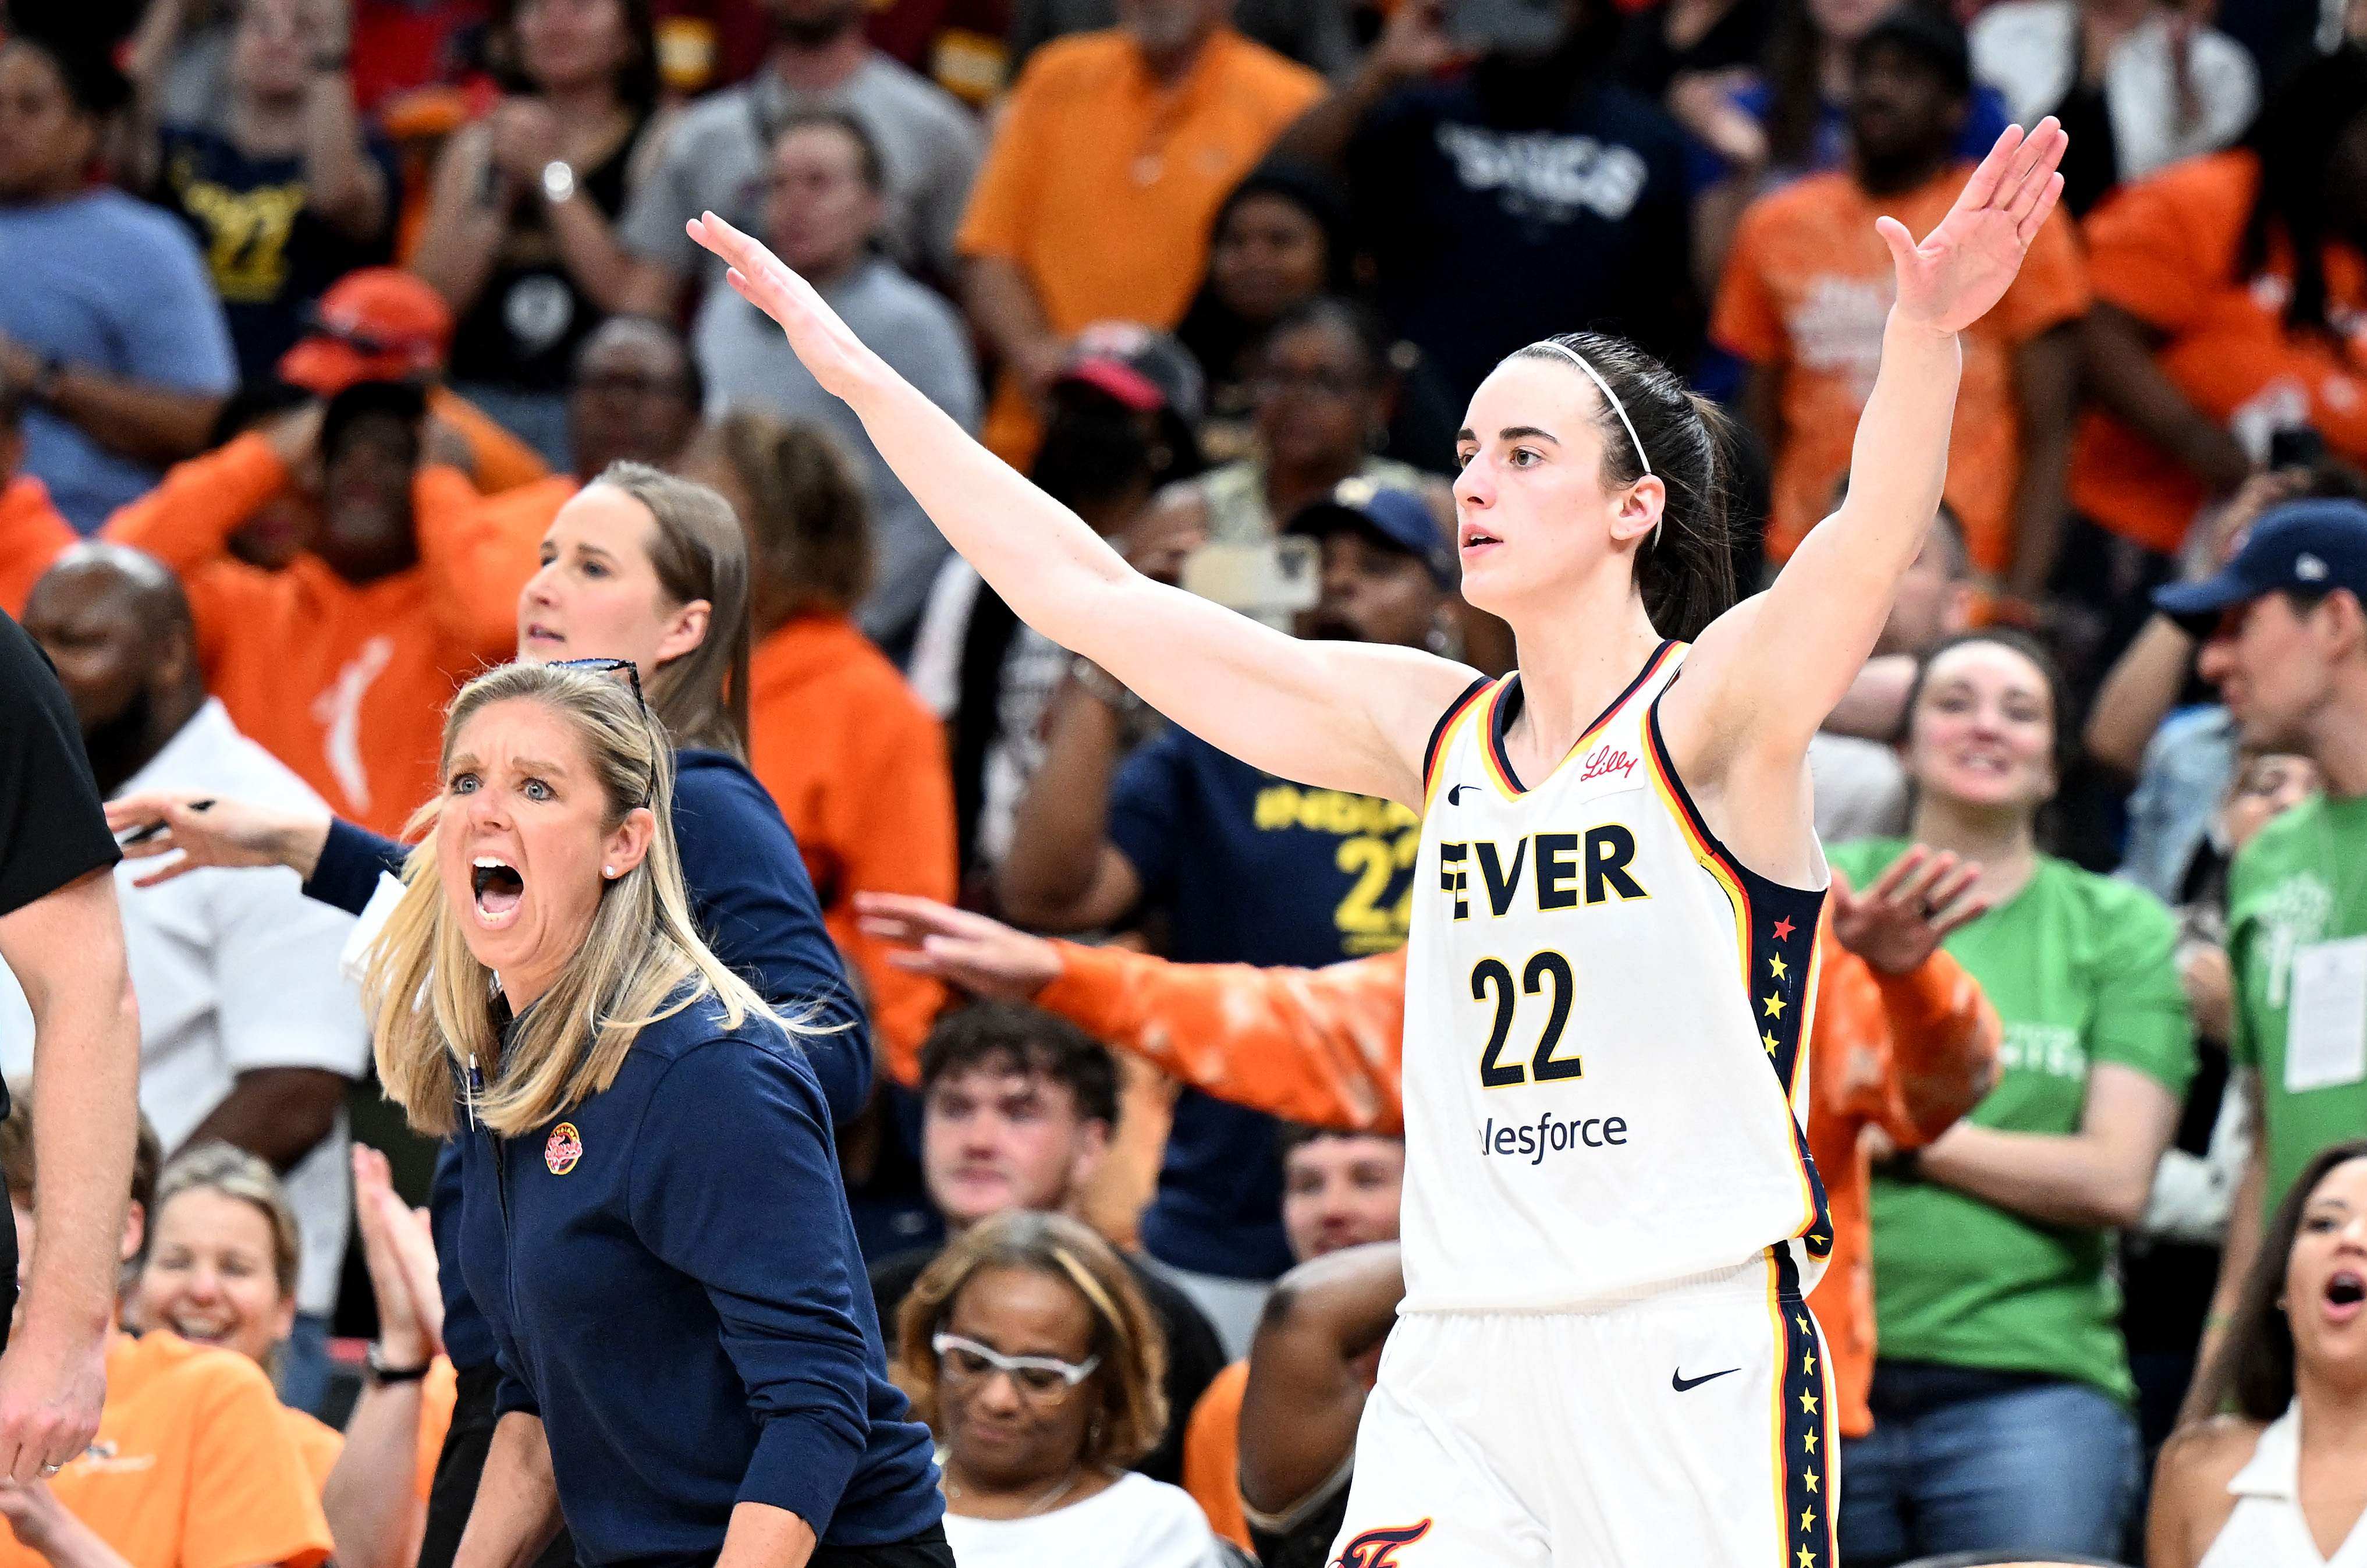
top-left (550, 658), bottom-right (655, 806)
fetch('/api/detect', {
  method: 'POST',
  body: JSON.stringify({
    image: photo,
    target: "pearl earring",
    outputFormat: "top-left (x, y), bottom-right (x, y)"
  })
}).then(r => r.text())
top-left (604, 866), bottom-right (616, 879)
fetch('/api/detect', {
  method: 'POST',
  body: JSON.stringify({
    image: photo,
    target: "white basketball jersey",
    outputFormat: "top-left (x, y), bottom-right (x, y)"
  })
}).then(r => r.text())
top-left (1400, 641), bottom-right (1834, 1313)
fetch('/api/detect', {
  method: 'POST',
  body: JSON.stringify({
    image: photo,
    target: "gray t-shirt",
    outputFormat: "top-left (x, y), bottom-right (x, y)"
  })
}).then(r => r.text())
top-left (618, 56), bottom-right (982, 288)
top-left (696, 255), bottom-right (980, 647)
top-left (1808, 731), bottom-right (1911, 847)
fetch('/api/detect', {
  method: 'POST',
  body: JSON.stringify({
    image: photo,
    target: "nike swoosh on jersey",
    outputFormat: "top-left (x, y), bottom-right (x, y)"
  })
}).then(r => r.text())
top-left (1446, 783), bottom-right (1478, 804)
top-left (1671, 1367), bottom-right (1740, 1393)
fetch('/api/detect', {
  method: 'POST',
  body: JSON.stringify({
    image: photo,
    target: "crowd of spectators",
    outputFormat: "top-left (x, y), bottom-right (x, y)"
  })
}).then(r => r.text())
top-left (0, 0), bottom-right (2363, 1563)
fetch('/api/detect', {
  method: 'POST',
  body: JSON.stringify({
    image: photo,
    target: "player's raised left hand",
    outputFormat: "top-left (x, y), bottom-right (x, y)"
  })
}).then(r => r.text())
top-left (1879, 117), bottom-right (2068, 336)
top-left (686, 211), bottom-right (881, 401)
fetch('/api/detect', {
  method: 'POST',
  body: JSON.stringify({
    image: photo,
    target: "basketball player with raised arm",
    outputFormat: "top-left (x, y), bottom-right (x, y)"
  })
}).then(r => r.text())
top-left (688, 118), bottom-right (2068, 1567)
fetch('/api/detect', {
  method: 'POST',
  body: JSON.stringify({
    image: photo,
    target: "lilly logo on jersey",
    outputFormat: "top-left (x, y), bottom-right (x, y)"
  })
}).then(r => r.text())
top-left (1438, 826), bottom-right (1648, 920)
top-left (1575, 743), bottom-right (1638, 783)
top-left (1333, 1520), bottom-right (1432, 1568)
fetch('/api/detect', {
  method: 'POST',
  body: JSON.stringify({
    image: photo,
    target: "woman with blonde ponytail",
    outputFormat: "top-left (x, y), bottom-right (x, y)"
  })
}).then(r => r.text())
top-left (364, 660), bottom-right (949, 1568)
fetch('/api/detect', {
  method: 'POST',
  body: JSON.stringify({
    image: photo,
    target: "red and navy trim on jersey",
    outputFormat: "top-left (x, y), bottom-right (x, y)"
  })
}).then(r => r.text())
top-left (1766, 1249), bottom-right (1837, 1568)
top-left (1480, 640), bottom-right (1678, 796)
top-left (1420, 675), bottom-right (1493, 810)
top-left (1642, 694), bottom-right (1833, 1267)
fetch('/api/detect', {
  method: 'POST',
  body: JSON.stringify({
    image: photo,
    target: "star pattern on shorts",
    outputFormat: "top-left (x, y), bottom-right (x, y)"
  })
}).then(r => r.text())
top-left (1772, 916), bottom-right (1795, 942)
top-left (1795, 1312), bottom-right (1811, 1333)
top-left (1769, 953), bottom-right (1789, 981)
top-left (1763, 991), bottom-right (1787, 1019)
top-left (1802, 1348), bottom-right (1816, 1375)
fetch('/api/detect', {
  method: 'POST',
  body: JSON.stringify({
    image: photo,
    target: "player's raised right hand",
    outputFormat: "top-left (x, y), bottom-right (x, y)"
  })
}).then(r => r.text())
top-left (687, 211), bottom-right (882, 402)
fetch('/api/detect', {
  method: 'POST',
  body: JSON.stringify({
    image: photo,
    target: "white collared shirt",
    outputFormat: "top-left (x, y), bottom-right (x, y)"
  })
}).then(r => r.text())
top-left (0, 700), bottom-right (368, 1315)
top-left (2201, 1402), bottom-right (2367, 1568)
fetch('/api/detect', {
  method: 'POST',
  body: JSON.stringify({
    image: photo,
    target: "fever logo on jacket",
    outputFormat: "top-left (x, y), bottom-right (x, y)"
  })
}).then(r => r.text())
top-left (545, 1122), bottom-right (583, 1175)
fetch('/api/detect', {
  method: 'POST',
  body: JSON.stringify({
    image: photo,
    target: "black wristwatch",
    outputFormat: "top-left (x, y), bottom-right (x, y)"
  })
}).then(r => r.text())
top-left (364, 1344), bottom-right (434, 1386)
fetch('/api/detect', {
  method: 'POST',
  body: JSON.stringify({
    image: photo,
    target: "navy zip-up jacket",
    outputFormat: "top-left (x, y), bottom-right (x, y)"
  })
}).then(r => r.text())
top-left (457, 992), bottom-right (941, 1564)
top-left (304, 747), bottom-right (871, 1371)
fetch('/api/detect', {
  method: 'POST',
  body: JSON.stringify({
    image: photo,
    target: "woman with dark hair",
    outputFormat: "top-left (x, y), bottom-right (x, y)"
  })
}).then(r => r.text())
top-left (894, 1211), bottom-right (1222, 1568)
top-left (2148, 1140), bottom-right (2367, 1567)
top-left (411, 0), bottom-right (675, 467)
top-left (0, 27), bottom-right (237, 530)
top-left (683, 410), bottom-right (956, 1073)
top-left (2074, 44), bottom-right (2367, 576)
top-left (1149, 299), bottom-right (1452, 551)
top-left (1832, 628), bottom-right (2194, 1564)
top-left (695, 117), bottom-right (2066, 1564)
top-left (365, 661), bottom-right (947, 1568)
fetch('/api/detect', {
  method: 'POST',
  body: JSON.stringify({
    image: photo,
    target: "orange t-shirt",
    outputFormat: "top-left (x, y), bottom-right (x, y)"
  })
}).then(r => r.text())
top-left (0, 476), bottom-right (74, 619)
top-left (281, 1404), bottom-right (345, 1492)
top-left (416, 1356), bottom-right (458, 1502)
top-left (1035, 923), bottom-right (2000, 1439)
top-left (0, 1331), bottom-right (333, 1568)
top-left (747, 615), bottom-right (957, 1074)
top-left (100, 435), bottom-right (519, 836)
top-left (1180, 1359), bottom-right (1250, 1551)
top-left (957, 29), bottom-right (1323, 464)
top-left (1713, 164), bottom-right (2089, 575)
top-left (2071, 151), bottom-right (2367, 555)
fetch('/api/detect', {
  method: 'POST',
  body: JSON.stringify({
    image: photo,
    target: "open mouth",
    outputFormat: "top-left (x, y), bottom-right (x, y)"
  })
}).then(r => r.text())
top-left (471, 857), bottom-right (526, 928)
top-left (2329, 1269), bottom-right (2365, 1323)
top-left (167, 1310), bottom-right (234, 1345)
top-left (1460, 528), bottom-right (1502, 554)
top-left (521, 623), bottom-right (565, 648)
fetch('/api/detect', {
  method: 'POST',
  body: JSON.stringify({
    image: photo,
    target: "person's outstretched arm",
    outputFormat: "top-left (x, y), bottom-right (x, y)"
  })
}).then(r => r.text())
top-left (687, 213), bottom-right (1478, 810)
top-left (1667, 123), bottom-right (2069, 808)
top-left (1238, 1243), bottom-right (1404, 1516)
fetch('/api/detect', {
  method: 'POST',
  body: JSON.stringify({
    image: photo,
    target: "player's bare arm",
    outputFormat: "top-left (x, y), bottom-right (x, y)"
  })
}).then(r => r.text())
top-left (1661, 119), bottom-right (2068, 878)
top-left (686, 211), bottom-right (1479, 810)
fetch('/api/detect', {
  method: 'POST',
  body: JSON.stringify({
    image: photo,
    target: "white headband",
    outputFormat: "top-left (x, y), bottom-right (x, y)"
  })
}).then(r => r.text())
top-left (1527, 339), bottom-right (1659, 547)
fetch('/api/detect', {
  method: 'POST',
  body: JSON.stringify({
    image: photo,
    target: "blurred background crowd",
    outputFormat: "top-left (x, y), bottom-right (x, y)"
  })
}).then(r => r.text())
top-left (0, 0), bottom-right (2363, 1561)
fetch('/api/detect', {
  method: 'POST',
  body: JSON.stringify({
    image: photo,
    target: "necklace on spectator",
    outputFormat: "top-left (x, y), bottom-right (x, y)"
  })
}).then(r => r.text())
top-left (945, 1464), bottom-right (1087, 1517)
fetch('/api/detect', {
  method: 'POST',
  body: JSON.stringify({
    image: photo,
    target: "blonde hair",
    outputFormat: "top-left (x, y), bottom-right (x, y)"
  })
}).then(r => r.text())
top-left (892, 1211), bottom-right (1168, 1471)
top-left (365, 661), bottom-right (776, 1138)
top-left (149, 1142), bottom-right (301, 1303)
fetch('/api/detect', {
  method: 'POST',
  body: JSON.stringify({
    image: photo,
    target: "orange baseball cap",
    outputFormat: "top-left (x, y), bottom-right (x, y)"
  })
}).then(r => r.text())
top-left (278, 268), bottom-right (455, 394)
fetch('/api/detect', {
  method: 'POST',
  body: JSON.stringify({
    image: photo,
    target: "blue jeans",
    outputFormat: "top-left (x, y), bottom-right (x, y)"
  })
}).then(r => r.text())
top-left (276, 1312), bottom-right (333, 1418)
top-left (1839, 1361), bottom-right (2139, 1568)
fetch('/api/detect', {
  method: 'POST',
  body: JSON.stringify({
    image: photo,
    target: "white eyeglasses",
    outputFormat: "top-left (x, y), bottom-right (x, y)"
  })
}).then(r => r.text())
top-left (932, 1332), bottom-right (1101, 1397)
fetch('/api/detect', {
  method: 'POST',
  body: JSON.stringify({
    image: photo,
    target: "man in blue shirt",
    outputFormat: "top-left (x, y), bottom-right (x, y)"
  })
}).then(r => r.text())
top-left (0, 32), bottom-right (237, 531)
top-left (996, 485), bottom-right (1456, 1351)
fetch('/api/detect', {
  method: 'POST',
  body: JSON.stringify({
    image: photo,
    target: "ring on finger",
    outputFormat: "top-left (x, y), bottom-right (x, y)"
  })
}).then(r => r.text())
top-left (38, 1463), bottom-right (58, 1477)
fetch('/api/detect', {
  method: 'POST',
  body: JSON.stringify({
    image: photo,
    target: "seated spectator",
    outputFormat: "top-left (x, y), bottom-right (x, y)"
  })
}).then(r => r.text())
top-left (869, 1003), bottom-right (1227, 1484)
top-left (408, 314), bottom-right (712, 633)
top-left (1012, 0), bottom-right (1350, 76)
top-left (694, 110), bottom-right (979, 650)
top-left (904, 332), bottom-right (1205, 891)
top-left (3, 546), bottom-right (368, 1414)
top-left (276, 267), bottom-right (550, 495)
top-left (136, 0), bottom-right (398, 384)
top-left (1172, 165), bottom-right (1355, 464)
top-left (618, 0), bottom-right (984, 308)
top-left (1180, 1124), bottom-right (1402, 1552)
top-left (2147, 1140), bottom-right (2367, 1568)
top-left (1275, 0), bottom-right (1695, 410)
top-left (0, 389), bottom-right (71, 617)
top-left (96, 384), bottom-right (503, 835)
top-left (2073, 45), bottom-right (2367, 580)
top-left (1232, 1240), bottom-right (1402, 1567)
top-left (1148, 300), bottom-right (1452, 551)
top-left (1807, 502), bottom-right (1977, 845)
top-left (1682, 0), bottom-right (2012, 284)
top-left (0, 26), bottom-right (236, 530)
top-left (130, 1142), bottom-right (449, 1568)
top-left (1970, 0), bottom-right (2257, 218)
top-left (957, 0), bottom-right (1322, 464)
top-left (893, 1210), bottom-right (1226, 1568)
top-left (993, 485), bottom-right (1452, 1351)
top-left (0, 1095), bottom-right (331, 1568)
top-left (682, 410), bottom-right (956, 1067)
top-left (2122, 746), bottom-right (2318, 1457)
top-left (1712, 6), bottom-right (2087, 599)
top-left (411, 0), bottom-right (677, 469)
top-left (1833, 630), bottom-right (2195, 1567)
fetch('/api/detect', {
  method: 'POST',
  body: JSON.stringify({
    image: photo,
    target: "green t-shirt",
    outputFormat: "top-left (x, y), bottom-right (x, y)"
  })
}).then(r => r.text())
top-left (1830, 840), bottom-right (2194, 1401)
top-left (2226, 791), bottom-right (2367, 1217)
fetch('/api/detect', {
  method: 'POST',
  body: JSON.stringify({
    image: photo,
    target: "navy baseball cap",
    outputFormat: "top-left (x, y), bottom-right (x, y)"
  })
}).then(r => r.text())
top-left (1285, 479), bottom-right (1456, 587)
top-left (2154, 498), bottom-right (2367, 629)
